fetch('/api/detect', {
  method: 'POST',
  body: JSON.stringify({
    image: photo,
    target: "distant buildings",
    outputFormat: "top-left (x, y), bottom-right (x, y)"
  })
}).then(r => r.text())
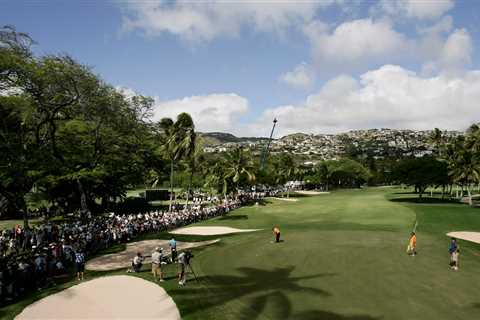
top-left (202, 129), bottom-right (462, 160)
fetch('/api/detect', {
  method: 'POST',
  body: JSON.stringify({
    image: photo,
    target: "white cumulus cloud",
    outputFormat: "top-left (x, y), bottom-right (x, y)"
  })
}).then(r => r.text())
top-left (243, 65), bottom-right (480, 137)
top-left (152, 93), bottom-right (249, 132)
top-left (280, 62), bottom-right (315, 89)
top-left (304, 19), bottom-right (411, 71)
top-left (120, 0), bottom-right (331, 42)
top-left (419, 27), bottom-right (473, 75)
top-left (380, 0), bottom-right (455, 20)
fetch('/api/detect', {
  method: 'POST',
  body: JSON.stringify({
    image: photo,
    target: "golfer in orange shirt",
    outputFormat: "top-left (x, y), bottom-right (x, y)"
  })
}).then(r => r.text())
top-left (407, 232), bottom-right (417, 256)
top-left (273, 226), bottom-right (281, 243)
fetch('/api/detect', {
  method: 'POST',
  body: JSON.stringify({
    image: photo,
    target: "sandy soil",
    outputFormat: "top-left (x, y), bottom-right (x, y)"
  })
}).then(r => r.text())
top-left (295, 190), bottom-right (330, 195)
top-left (86, 239), bottom-right (219, 271)
top-left (270, 197), bottom-right (298, 202)
top-left (15, 275), bottom-right (181, 320)
top-left (171, 226), bottom-right (261, 236)
top-left (446, 231), bottom-right (480, 244)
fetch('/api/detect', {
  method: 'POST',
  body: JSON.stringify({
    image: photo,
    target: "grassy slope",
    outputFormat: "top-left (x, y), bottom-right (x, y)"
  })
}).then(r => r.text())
top-left (4, 188), bottom-right (480, 319)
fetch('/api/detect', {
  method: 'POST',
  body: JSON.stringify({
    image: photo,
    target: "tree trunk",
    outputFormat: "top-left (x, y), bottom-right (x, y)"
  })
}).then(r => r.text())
top-left (185, 169), bottom-right (194, 209)
top-left (169, 160), bottom-right (174, 212)
top-left (418, 186), bottom-right (425, 199)
top-left (467, 185), bottom-right (473, 206)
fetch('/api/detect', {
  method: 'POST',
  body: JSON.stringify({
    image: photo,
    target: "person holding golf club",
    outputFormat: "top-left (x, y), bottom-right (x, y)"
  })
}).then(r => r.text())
top-left (273, 226), bottom-right (281, 243)
top-left (407, 232), bottom-right (417, 256)
top-left (151, 247), bottom-right (164, 282)
top-left (169, 237), bottom-right (177, 262)
top-left (177, 250), bottom-right (194, 286)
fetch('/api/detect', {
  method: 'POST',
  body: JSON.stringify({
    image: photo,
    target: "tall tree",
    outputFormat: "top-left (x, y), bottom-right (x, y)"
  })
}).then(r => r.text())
top-left (393, 156), bottom-right (449, 199)
top-left (429, 128), bottom-right (444, 157)
top-left (276, 154), bottom-right (298, 198)
top-left (222, 147), bottom-right (256, 198)
top-left (159, 113), bottom-right (195, 211)
top-left (449, 147), bottom-right (480, 206)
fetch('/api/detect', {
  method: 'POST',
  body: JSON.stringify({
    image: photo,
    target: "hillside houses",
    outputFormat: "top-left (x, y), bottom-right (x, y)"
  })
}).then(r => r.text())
top-left (201, 129), bottom-right (462, 160)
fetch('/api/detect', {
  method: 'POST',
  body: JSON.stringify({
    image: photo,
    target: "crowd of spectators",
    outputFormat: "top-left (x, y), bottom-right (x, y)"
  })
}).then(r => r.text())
top-left (0, 190), bottom-right (278, 304)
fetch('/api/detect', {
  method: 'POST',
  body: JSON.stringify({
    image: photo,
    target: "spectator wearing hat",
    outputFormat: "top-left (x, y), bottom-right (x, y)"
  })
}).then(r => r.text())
top-left (132, 252), bottom-right (144, 273)
top-left (151, 247), bottom-right (164, 282)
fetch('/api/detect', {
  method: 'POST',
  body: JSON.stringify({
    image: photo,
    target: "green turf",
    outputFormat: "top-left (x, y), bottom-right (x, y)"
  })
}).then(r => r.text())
top-left (168, 187), bottom-right (480, 319)
top-left (4, 187), bottom-right (480, 319)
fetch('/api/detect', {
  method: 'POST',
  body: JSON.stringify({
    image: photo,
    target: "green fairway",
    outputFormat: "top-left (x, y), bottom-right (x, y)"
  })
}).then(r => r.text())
top-left (5, 187), bottom-right (480, 320)
top-left (162, 188), bottom-right (480, 319)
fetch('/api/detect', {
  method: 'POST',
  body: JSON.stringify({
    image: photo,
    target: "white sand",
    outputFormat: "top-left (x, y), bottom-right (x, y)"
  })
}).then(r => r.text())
top-left (171, 226), bottom-right (261, 236)
top-left (446, 231), bottom-right (480, 244)
top-left (271, 197), bottom-right (298, 202)
top-left (86, 239), bottom-right (219, 271)
top-left (15, 275), bottom-right (181, 320)
top-left (295, 190), bottom-right (330, 195)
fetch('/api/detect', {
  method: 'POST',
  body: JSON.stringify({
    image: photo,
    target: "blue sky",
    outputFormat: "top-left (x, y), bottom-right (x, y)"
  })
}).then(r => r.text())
top-left (2, 0), bottom-right (480, 137)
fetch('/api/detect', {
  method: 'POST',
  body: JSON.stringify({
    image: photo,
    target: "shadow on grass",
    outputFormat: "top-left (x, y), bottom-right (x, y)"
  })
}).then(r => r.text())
top-left (242, 199), bottom-right (272, 206)
top-left (219, 215), bottom-right (248, 221)
top-left (472, 302), bottom-right (480, 309)
top-left (389, 197), bottom-right (460, 204)
top-left (169, 266), bottom-right (335, 319)
top-left (287, 192), bottom-right (312, 198)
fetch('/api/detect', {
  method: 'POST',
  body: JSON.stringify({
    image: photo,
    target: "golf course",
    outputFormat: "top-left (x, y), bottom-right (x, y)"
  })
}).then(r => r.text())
top-left (5, 187), bottom-right (480, 320)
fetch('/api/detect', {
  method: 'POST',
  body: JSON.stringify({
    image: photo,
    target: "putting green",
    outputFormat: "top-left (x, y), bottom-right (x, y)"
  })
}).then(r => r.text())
top-left (161, 188), bottom-right (480, 320)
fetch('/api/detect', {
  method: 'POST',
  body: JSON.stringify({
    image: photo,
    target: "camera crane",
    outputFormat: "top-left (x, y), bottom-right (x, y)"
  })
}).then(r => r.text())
top-left (260, 118), bottom-right (278, 171)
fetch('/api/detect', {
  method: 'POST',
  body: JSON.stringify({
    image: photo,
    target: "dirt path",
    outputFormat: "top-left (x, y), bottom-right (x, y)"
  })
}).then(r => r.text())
top-left (15, 275), bottom-right (181, 319)
top-left (86, 239), bottom-right (219, 271)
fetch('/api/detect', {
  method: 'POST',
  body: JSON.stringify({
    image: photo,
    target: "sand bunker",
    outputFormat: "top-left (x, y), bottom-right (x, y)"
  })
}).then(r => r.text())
top-left (446, 231), bottom-right (480, 244)
top-left (86, 239), bottom-right (219, 271)
top-left (271, 197), bottom-right (298, 202)
top-left (295, 190), bottom-right (330, 195)
top-left (171, 226), bottom-right (261, 236)
top-left (16, 275), bottom-right (180, 320)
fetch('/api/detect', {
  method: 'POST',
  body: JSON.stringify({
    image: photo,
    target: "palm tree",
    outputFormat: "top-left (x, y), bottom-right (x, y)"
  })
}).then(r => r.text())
top-left (449, 147), bottom-right (480, 206)
top-left (222, 147), bottom-right (256, 198)
top-left (316, 162), bottom-right (330, 191)
top-left (184, 145), bottom-right (203, 208)
top-left (204, 160), bottom-right (226, 196)
top-left (429, 128), bottom-right (444, 157)
top-left (276, 154), bottom-right (297, 198)
top-left (466, 123), bottom-right (480, 153)
top-left (159, 113), bottom-right (195, 212)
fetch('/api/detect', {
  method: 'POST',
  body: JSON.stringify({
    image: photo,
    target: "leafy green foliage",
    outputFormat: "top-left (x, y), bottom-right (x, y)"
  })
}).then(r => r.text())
top-left (392, 156), bottom-right (449, 198)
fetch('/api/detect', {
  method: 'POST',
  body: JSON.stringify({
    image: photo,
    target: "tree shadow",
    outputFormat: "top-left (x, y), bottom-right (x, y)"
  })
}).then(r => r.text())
top-left (392, 191), bottom-right (417, 195)
top-left (170, 266), bottom-right (335, 319)
top-left (294, 310), bottom-right (381, 320)
top-left (219, 215), bottom-right (248, 220)
top-left (472, 302), bottom-right (480, 309)
top-left (389, 197), bottom-right (460, 204)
